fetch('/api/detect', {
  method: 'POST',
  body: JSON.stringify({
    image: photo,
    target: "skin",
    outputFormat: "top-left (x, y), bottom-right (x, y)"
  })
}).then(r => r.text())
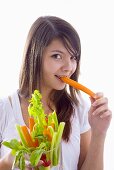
top-left (40, 38), bottom-right (77, 104)
top-left (0, 38), bottom-right (112, 170)
top-left (78, 92), bottom-right (112, 170)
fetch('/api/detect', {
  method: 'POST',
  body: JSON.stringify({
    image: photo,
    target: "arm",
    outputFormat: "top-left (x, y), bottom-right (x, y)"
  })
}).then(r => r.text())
top-left (78, 131), bottom-right (105, 170)
top-left (78, 130), bottom-right (91, 170)
top-left (78, 92), bottom-right (112, 170)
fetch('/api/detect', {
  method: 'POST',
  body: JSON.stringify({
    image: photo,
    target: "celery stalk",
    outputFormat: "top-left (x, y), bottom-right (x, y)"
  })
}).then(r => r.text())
top-left (52, 122), bottom-right (65, 166)
top-left (50, 132), bottom-right (57, 165)
top-left (52, 145), bottom-right (58, 165)
top-left (55, 122), bottom-right (65, 146)
top-left (52, 111), bottom-right (58, 131)
top-left (16, 125), bottom-right (28, 147)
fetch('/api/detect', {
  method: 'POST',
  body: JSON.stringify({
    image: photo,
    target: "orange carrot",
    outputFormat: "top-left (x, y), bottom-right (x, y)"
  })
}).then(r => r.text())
top-left (50, 122), bottom-right (55, 129)
top-left (60, 76), bottom-right (95, 97)
top-left (21, 125), bottom-right (37, 147)
top-left (29, 117), bottom-right (39, 147)
top-left (33, 138), bottom-right (39, 147)
top-left (43, 128), bottom-right (52, 141)
top-left (29, 117), bottom-right (35, 133)
top-left (45, 116), bottom-right (48, 123)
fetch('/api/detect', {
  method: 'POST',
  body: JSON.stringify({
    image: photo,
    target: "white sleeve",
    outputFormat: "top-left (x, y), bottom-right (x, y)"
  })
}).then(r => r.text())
top-left (0, 99), bottom-right (5, 143)
top-left (0, 99), bottom-right (4, 157)
top-left (0, 97), bottom-right (10, 142)
top-left (80, 104), bottom-right (91, 134)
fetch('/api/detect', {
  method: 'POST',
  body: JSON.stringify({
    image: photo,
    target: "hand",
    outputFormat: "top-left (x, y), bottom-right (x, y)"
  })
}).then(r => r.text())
top-left (11, 153), bottom-right (43, 170)
top-left (0, 152), bottom-right (15, 170)
top-left (24, 154), bottom-right (43, 170)
top-left (88, 92), bottom-right (112, 137)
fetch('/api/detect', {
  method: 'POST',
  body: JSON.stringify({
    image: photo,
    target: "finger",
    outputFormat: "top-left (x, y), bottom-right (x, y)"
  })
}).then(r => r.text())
top-left (92, 97), bottom-right (108, 107)
top-left (25, 160), bottom-right (32, 168)
top-left (92, 104), bottom-right (108, 116)
top-left (93, 92), bottom-right (104, 99)
top-left (89, 96), bottom-right (95, 104)
top-left (25, 160), bottom-right (44, 168)
top-left (24, 154), bottom-right (30, 161)
top-left (89, 92), bottom-right (104, 105)
top-left (89, 97), bottom-right (96, 113)
top-left (100, 110), bottom-right (112, 118)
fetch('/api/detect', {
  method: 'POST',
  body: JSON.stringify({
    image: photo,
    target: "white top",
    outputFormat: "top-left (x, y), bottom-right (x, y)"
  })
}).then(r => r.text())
top-left (0, 91), bottom-right (91, 170)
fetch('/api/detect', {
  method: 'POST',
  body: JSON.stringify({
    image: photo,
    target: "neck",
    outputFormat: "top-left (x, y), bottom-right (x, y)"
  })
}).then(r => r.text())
top-left (41, 91), bottom-right (56, 114)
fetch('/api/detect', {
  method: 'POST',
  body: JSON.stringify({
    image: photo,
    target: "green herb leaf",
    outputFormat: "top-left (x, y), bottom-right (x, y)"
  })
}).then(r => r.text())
top-left (2, 139), bottom-right (21, 150)
top-left (30, 149), bottom-right (44, 166)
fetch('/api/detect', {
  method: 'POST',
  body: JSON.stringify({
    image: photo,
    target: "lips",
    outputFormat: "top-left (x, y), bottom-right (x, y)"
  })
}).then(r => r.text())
top-left (54, 75), bottom-right (64, 84)
top-left (55, 75), bottom-right (68, 79)
top-left (55, 75), bottom-right (62, 82)
top-left (55, 75), bottom-right (60, 79)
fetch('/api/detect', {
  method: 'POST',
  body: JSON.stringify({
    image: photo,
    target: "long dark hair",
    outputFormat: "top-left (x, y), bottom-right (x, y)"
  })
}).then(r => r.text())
top-left (19, 16), bottom-right (81, 141)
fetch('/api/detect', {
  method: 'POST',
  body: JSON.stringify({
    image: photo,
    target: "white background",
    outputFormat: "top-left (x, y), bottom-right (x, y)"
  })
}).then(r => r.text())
top-left (0, 0), bottom-right (113, 169)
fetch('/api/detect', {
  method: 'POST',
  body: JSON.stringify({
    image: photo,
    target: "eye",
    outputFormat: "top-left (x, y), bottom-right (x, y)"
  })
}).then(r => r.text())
top-left (71, 55), bottom-right (77, 61)
top-left (51, 54), bottom-right (62, 59)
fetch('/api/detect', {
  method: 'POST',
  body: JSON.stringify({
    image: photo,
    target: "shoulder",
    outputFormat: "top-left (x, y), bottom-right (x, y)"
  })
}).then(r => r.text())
top-left (0, 91), bottom-right (18, 116)
top-left (0, 95), bottom-right (12, 122)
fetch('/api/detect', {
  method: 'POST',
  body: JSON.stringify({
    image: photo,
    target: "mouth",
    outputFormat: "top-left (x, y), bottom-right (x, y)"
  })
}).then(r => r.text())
top-left (55, 75), bottom-right (61, 80)
top-left (55, 75), bottom-right (68, 82)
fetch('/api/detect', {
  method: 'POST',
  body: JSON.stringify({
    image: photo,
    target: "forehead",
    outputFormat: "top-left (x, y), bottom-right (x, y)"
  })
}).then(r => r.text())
top-left (43, 37), bottom-right (77, 58)
top-left (44, 38), bottom-right (65, 52)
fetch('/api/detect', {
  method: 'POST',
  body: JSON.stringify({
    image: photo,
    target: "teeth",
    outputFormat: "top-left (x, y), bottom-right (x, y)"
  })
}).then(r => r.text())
top-left (60, 76), bottom-right (68, 78)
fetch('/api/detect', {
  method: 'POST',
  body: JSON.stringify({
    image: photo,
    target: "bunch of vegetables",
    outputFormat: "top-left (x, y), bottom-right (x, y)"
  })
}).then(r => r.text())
top-left (2, 90), bottom-right (65, 170)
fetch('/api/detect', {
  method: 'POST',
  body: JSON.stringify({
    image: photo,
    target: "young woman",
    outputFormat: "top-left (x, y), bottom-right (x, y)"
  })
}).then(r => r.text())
top-left (0, 16), bottom-right (112, 170)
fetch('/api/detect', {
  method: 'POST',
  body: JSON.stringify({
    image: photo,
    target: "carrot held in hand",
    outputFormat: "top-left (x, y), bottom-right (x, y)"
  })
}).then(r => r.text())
top-left (60, 76), bottom-right (95, 97)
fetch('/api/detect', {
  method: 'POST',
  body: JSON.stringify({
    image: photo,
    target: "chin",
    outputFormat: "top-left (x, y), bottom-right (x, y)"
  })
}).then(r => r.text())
top-left (54, 85), bottom-right (65, 91)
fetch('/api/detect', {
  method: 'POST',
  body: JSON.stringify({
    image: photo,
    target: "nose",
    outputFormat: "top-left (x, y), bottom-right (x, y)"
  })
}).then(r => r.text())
top-left (62, 58), bottom-right (73, 73)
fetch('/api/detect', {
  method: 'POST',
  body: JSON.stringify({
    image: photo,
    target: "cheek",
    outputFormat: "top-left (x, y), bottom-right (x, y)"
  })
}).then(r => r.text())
top-left (44, 60), bottom-right (59, 73)
top-left (42, 63), bottom-right (55, 76)
top-left (42, 61), bottom-right (50, 73)
top-left (72, 62), bottom-right (77, 73)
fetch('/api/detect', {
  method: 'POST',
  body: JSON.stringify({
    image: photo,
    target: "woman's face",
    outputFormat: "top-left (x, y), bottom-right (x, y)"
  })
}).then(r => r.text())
top-left (40, 38), bottom-right (77, 93)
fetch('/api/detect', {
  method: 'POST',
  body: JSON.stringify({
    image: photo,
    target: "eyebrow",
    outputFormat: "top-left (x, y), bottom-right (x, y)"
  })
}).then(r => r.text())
top-left (51, 50), bottom-right (64, 54)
